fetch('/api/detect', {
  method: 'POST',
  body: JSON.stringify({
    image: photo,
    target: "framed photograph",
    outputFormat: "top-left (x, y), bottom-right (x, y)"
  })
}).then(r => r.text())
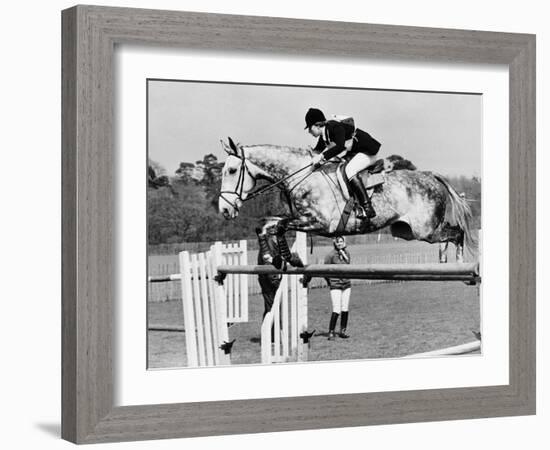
top-left (62, 5), bottom-right (535, 444)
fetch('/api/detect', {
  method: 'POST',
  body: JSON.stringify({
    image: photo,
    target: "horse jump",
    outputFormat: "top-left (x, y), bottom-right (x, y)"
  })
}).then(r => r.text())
top-left (149, 234), bottom-right (481, 366)
top-left (215, 243), bottom-right (481, 362)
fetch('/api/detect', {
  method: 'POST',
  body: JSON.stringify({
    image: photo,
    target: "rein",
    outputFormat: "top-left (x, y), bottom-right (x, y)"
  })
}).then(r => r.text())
top-left (220, 146), bottom-right (314, 212)
top-left (246, 164), bottom-right (313, 201)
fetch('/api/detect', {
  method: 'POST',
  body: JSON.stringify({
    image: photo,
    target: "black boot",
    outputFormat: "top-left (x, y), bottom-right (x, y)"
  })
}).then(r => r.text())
top-left (339, 311), bottom-right (350, 338)
top-left (328, 312), bottom-right (339, 340)
top-left (348, 175), bottom-right (376, 219)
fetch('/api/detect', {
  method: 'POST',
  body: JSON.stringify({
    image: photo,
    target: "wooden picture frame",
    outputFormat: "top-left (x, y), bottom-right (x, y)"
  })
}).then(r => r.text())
top-left (62, 5), bottom-right (536, 444)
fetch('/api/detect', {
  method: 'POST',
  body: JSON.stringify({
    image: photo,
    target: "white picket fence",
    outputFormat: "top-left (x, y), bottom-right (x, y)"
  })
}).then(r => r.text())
top-left (164, 234), bottom-right (310, 367)
top-left (176, 240), bottom-right (248, 367)
top-left (219, 240), bottom-right (248, 323)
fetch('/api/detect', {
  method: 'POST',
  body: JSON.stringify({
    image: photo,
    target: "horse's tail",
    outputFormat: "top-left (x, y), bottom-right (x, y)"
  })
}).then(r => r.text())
top-left (434, 174), bottom-right (478, 258)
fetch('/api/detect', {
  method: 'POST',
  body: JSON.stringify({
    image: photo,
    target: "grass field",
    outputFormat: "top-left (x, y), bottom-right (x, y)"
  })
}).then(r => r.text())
top-left (148, 279), bottom-right (480, 368)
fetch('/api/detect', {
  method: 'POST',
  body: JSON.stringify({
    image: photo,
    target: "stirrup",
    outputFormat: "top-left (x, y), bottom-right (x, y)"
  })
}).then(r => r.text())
top-left (363, 204), bottom-right (376, 219)
top-left (354, 204), bottom-right (367, 218)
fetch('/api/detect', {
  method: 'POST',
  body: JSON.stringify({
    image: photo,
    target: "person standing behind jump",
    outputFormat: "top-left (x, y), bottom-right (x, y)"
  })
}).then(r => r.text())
top-left (324, 236), bottom-right (352, 341)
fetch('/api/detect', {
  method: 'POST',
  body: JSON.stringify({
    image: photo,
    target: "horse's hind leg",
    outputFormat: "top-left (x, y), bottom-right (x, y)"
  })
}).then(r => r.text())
top-left (455, 232), bottom-right (465, 263)
top-left (436, 224), bottom-right (464, 263)
top-left (438, 242), bottom-right (449, 263)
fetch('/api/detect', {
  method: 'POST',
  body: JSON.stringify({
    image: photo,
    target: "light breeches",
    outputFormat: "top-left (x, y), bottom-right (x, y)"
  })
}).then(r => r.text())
top-left (344, 152), bottom-right (377, 179)
top-left (330, 288), bottom-right (351, 313)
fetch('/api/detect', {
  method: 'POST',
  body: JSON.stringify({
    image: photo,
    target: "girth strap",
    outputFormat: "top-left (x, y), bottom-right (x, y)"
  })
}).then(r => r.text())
top-left (335, 198), bottom-right (355, 234)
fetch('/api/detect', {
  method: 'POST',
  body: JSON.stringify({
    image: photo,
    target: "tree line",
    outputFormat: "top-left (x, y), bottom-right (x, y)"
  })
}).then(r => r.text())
top-left (148, 154), bottom-right (287, 246)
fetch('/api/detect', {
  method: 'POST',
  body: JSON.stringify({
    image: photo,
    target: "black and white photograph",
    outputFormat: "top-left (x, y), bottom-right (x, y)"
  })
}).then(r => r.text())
top-left (147, 79), bottom-right (482, 368)
top-left (2, 0), bottom-right (544, 447)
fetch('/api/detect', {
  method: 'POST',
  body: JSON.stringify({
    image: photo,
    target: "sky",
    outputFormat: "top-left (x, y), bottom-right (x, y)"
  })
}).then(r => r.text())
top-left (148, 79), bottom-right (481, 177)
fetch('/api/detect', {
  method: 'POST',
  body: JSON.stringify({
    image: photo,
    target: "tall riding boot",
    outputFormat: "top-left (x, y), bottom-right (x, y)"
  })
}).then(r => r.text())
top-left (348, 175), bottom-right (376, 219)
top-left (339, 311), bottom-right (350, 338)
top-left (328, 312), bottom-right (339, 340)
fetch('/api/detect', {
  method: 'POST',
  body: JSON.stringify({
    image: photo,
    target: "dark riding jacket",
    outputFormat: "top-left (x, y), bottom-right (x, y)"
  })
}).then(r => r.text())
top-left (313, 120), bottom-right (381, 160)
top-left (324, 248), bottom-right (352, 290)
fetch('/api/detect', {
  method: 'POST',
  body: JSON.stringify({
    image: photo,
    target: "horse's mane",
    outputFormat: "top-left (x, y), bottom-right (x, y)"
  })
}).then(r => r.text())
top-left (244, 145), bottom-right (417, 170)
top-left (387, 154), bottom-right (417, 171)
top-left (245, 144), bottom-right (311, 157)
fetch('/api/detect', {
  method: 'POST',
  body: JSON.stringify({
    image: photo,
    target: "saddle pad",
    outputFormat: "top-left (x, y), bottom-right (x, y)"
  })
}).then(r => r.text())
top-left (336, 165), bottom-right (385, 200)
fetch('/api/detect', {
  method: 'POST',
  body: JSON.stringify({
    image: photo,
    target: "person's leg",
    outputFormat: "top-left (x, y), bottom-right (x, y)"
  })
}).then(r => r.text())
top-left (328, 289), bottom-right (342, 340)
top-left (339, 288), bottom-right (351, 338)
top-left (259, 275), bottom-right (280, 342)
top-left (345, 153), bottom-right (377, 219)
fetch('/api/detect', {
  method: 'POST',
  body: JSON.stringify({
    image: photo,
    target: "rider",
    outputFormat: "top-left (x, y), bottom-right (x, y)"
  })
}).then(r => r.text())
top-left (304, 108), bottom-right (381, 219)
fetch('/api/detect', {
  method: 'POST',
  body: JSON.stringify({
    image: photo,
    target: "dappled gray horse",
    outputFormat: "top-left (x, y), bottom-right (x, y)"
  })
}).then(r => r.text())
top-left (218, 138), bottom-right (477, 265)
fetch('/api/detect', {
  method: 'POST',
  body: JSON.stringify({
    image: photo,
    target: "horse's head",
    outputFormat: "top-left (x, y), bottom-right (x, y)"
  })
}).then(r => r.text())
top-left (218, 137), bottom-right (257, 219)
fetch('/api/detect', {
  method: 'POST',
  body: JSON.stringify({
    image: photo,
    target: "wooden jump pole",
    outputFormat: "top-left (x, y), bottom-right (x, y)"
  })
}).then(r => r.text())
top-left (403, 340), bottom-right (481, 358)
top-left (216, 262), bottom-right (480, 283)
top-left (148, 274), bottom-right (182, 283)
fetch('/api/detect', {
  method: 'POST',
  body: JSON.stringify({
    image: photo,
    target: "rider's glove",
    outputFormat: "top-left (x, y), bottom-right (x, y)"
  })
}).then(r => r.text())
top-left (312, 154), bottom-right (325, 169)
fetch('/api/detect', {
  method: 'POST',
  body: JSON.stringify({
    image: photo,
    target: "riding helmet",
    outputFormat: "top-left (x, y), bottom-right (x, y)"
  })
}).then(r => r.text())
top-left (304, 108), bottom-right (326, 129)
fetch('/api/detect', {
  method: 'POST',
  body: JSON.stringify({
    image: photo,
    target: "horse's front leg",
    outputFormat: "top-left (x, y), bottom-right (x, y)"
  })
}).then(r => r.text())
top-left (261, 217), bottom-right (307, 268)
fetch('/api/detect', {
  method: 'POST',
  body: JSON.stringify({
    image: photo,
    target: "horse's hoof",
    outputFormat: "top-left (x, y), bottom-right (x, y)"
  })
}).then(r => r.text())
top-left (272, 255), bottom-right (283, 270)
top-left (288, 253), bottom-right (305, 268)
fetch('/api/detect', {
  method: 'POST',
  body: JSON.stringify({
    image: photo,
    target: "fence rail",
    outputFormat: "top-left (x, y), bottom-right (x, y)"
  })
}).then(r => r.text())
top-left (148, 243), bottom-right (445, 302)
top-left (217, 263), bottom-right (479, 282)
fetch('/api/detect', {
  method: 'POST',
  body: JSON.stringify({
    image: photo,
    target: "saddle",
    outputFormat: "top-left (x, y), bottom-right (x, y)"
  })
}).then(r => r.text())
top-left (335, 159), bottom-right (386, 201)
top-left (333, 158), bottom-right (388, 234)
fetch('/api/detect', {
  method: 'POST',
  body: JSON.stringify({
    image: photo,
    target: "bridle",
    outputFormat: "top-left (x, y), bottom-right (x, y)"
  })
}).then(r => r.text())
top-left (220, 143), bottom-right (316, 213)
top-left (219, 146), bottom-right (254, 213)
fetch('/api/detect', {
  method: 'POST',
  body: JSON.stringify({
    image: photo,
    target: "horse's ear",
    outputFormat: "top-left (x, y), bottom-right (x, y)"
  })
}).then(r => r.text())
top-left (220, 139), bottom-right (232, 155)
top-left (228, 137), bottom-right (238, 154)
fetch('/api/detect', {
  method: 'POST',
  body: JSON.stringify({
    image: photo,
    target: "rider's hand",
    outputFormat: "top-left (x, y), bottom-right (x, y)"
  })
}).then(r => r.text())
top-left (311, 154), bottom-right (324, 169)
